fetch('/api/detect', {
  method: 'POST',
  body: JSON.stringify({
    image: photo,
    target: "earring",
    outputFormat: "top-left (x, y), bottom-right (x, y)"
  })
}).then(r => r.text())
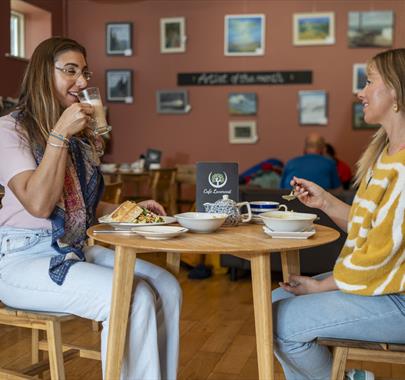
top-left (393, 103), bottom-right (399, 112)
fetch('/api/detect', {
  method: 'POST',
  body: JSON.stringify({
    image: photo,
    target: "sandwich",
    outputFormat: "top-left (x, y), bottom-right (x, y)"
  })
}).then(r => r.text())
top-left (106, 201), bottom-right (164, 223)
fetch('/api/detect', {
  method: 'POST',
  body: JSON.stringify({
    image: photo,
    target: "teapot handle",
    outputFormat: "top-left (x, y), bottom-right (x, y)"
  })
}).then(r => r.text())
top-left (236, 202), bottom-right (252, 223)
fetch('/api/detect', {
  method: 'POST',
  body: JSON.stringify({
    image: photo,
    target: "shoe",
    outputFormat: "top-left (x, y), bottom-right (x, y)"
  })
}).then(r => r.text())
top-left (345, 369), bottom-right (375, 380)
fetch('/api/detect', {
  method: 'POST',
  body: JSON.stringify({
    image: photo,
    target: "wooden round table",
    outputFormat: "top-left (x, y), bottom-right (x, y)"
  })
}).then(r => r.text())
top-left (88, 223), bottom-right (340, 380)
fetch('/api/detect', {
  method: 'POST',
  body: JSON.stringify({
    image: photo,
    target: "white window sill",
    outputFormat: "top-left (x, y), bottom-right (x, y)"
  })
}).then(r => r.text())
top-left (5, 53), bottom-right (28, 62)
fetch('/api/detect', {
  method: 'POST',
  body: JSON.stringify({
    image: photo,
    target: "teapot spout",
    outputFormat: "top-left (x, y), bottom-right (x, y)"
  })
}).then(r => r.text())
top-left (203, 202), bottom-right (213, 212)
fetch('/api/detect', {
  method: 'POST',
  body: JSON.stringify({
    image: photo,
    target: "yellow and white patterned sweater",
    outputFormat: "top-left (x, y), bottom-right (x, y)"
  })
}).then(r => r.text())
top-left (333, 147), bottom-right (405, 296)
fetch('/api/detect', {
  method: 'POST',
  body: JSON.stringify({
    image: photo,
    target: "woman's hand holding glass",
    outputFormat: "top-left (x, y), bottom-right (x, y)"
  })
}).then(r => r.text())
top-left (53, 102), bottom-right (94, 138)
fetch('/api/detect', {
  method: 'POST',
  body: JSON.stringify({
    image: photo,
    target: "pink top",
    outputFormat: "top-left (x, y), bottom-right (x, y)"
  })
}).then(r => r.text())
top-left (0, 114), bottom-right (51, 229)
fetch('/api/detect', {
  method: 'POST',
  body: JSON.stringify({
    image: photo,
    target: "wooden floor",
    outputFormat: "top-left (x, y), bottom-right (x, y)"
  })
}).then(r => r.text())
top-left (1, 255), bottom-right (405, 380)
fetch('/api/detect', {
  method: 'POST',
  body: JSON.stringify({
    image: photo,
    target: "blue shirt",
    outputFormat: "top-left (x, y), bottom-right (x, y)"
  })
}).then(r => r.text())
top-left (280, 154), bottom-right (341, 189)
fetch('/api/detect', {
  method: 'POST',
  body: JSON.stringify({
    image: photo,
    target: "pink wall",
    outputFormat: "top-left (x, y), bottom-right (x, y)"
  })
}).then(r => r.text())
top-left (68, 0), bottom-right (405, 172)
top-left (0, 0), bottom-right (63, 98)
top-left (3, 0), bottom-right (404, 173)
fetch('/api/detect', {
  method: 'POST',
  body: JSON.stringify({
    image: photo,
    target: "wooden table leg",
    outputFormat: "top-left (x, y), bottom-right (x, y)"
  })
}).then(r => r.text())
top-left (280, 249), bottom-right (300, 282)
top-left (105, 245), bottom-right (137, 380)
top-left (250, 253), bottom-right (274, 380)
top-left (166, 252), bottom-right (180, 275)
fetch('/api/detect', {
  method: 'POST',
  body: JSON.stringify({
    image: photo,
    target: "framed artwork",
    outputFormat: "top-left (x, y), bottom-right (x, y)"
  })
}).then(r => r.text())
top-left (160, 17), bottom-right (186, 53)
top-left (224, 14), bottom-right (265, 56)
top-left (348, 11), bottom-right (394, 48)
top-left (229, 121), bottom-right (258, 144)
top-left (353, 64), bottom-right (367, 93)
top-left (106, 69), bottom-right (133, 103)
top-left (298, 90), bottom-right (328, 125)
top-left (293, 12), bottom-right (335, 46)
top-left (156, 90), bottom-right (190, 114)
top-left (228, 93), bottom-right (257, 115)
top-left (352, 102), bottom-right (380, 129)
top-left (106, 22), bottom-right (133, 55)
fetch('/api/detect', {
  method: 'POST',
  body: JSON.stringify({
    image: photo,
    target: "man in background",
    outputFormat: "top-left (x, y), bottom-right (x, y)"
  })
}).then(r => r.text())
top-left (280, 132), bottom-right (341, 190)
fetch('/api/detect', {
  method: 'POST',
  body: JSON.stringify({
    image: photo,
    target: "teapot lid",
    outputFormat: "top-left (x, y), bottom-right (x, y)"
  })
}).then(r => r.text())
top-left (222, 195), bottom-right (229, 200)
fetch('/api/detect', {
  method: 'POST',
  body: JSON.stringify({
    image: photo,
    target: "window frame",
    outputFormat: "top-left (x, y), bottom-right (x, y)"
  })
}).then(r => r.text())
top-left (10, 10), bottom-right (25, 58)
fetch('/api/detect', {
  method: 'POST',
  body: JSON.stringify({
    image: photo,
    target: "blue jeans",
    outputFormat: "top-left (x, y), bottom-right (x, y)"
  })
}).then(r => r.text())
top-left (272, 272), bottom-right (405, 380)
top-left (0, 227), bottom-right (182, 380)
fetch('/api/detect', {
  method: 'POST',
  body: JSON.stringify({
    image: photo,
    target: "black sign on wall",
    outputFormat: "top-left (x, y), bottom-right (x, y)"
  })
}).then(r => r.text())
top-left (178, 71), bottom-right (312, 86)
top-left (196, 162), bottom-right (239, 212)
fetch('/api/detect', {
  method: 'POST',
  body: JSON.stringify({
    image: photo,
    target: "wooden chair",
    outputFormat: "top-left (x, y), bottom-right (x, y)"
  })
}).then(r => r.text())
top-left (102, 181), bottom-right (123, 204)
top-left (175, 164), bottom-right (196, 213)
top-left (149, 168), bottom-right (177, 215)
top-left (0, 301), bottom-right (100, 379)
top-left (317, 337), bottom-right (405, 380)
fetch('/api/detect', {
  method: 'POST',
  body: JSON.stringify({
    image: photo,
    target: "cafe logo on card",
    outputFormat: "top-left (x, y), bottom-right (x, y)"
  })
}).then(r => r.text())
top-left (196, 162), bottom-right (239, 212)
top-left (208, 172), bottom-right (228, 188)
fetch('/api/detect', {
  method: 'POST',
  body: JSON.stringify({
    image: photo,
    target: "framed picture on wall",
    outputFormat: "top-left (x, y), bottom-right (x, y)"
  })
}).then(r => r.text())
top-left (228, 93), bottom-right (257, 115)
top-left (229, 121), bottom-right (258, 144)
top-left (352, 102), bottom-right (380, 129)
top-left (298, 90), bottom-right (328, 125)
top-left (224, 14), bottom-right (265, 56)
top-left (160, 17), bottom-right (186, 53)
top-left (293, 12), bottom-right (335, 46)
top-left (156, 90), bottom-right (190, 114)
top-left (353, 63), bottom-right (367, 93)
top-left (106, 22), bottom-right (133, 55)
top-left (348, 11), bottom-right (393, 48)
top-left (106, 69), bottom-right (133, 103)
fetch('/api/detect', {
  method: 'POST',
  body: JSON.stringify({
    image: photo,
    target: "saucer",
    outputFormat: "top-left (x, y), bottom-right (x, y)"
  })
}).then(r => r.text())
top-left (131, 226), bottom-right (188, 240)
top-left (251, 215), bottom-right (264, 224)
top-left (262, 226), bottom-right (315, 239)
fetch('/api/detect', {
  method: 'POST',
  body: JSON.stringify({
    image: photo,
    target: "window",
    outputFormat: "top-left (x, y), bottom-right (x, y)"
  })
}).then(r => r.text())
top-left (10, 10), bottom-right (25, 58)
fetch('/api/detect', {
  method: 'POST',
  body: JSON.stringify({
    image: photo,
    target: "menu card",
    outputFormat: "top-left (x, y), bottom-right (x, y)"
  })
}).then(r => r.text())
top-left (196, 162), bottom-right (239, 212)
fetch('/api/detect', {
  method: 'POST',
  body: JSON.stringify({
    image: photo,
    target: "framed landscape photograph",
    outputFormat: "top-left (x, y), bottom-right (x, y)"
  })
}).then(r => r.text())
top-left (298, 90), bottom-right (328, 125)
top-left (229, 121), bottom-right (258, 144)
top-left (228, 93), bottom-right (257, 115)
top-left (224, 14), bottom-right (265, 56)
top-left (353, 63), bottom-right (367, 93)
top-left (106, 69), bottom-right (133, 103)
top-left (352, 102), bottom-right (380, 129)
top-left (156, 90), bottom-right (189, 114)
top-left (106, 22), bottom-right (133, 55)
top-left (160, 17), bottom-right (186, 53)
top-left (348, 11), bottom-right (394, 48)
top-left (293, 12), bottom-right (335, 46)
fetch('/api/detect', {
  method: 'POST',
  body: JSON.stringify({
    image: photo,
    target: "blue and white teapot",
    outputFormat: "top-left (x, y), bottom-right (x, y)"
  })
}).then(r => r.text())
top-left (203, 195), bottom-right (252, 226)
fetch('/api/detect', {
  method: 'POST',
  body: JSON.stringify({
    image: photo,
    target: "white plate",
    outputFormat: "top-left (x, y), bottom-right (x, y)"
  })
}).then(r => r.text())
top-left (131, 226), bottom-right (188, 240)
top-left (98, 215), bottom-right (176, 230)
top-left (263, 226), bottom-right (315, 239)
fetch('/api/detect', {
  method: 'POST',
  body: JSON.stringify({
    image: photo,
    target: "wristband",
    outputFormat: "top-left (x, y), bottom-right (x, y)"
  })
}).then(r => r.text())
top-left (47, 141), bottom-right (68, 149)
top-left (50, 130), bottom-right (70, 144)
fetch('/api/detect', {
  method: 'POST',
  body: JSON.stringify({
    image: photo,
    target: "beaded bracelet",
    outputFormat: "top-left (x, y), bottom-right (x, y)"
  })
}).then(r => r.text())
top-left (50, 130), bottom-right (70, 144)
top-left (47, 141), bottom-right (68, 149)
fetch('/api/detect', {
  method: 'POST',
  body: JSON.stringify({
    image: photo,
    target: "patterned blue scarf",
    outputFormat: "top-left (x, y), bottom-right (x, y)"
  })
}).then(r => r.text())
top-left (33, 137), bottom-right (104, 285)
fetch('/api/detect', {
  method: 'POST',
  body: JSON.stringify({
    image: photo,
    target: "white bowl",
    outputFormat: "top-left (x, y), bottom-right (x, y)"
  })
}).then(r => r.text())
top-left (174, 212), bottom-right (228, 233)
top-left (259, 211), bottom-right (317, 232)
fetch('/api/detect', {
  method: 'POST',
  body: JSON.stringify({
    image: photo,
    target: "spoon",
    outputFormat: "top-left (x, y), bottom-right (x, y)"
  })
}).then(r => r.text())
top-left (282, 189), bottom-right (297, 201)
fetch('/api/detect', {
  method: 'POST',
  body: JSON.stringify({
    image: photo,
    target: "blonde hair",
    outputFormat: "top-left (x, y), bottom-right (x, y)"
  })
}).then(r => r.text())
top-left (16, 37), bottom-right (96, 151)
top-left (354, 48), bottom-right (405, 186)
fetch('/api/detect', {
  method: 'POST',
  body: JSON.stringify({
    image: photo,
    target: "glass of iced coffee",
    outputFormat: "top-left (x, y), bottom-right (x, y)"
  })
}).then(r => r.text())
top-left (77, 87), bottom-right (112, 136)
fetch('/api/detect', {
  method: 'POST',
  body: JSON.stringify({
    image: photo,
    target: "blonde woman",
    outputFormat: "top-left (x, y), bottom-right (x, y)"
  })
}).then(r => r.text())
top-left (0, 37), bottom-right (181, 380)
top-left (272, 48), bottom-right (405, 380)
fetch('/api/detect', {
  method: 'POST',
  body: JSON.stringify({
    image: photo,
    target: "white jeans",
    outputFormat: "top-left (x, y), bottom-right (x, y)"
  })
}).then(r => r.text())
top-left (0, 227), bottom-right (182, 380)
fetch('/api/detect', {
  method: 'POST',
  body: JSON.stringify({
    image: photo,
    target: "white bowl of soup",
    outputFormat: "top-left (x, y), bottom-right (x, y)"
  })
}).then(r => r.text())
top-left (259, 211), bottom-right (317, 232)
top-left (174, 212), bottom-right (228, 233)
